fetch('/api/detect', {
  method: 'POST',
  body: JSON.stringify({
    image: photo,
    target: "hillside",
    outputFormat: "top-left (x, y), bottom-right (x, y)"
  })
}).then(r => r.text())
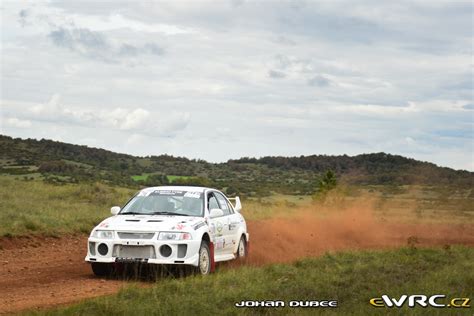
top-left (0, 134), bottom-right (472, 195)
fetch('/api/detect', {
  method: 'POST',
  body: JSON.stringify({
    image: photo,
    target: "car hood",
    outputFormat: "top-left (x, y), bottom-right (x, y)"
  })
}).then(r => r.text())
top-left (95, 215), bottom-right (206, 232)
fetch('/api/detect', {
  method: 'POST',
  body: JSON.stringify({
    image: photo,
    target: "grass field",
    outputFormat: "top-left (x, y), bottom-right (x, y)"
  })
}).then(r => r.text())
top-left (0, 176), bottom-right (305, 237)
top-left (130, 174), bottom-right (150, 181)
top-left (30, 246), bottom-right (474, 316)
top-left (0, 177), bottom-right (135, 237)
top-left (167, 175), bottom-right (192, 182)
top-left (1, 176), bottom-right (472, 237)
top-left (356, 185), bottom-right (474, 223)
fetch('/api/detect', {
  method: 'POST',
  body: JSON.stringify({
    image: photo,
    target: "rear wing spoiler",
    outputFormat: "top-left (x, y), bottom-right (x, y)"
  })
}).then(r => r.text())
top-left (228, 196), bottom-right (242, 213)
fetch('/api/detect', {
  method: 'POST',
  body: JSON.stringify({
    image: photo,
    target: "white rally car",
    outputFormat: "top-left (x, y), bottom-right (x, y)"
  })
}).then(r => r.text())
top-left (85, 186), bottom-right (249, 275)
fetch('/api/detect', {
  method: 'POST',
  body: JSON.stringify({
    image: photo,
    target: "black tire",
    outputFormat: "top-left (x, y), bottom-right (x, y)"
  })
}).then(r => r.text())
top-left (91, 262), bottom-right (113, 276)
top-left (237, 235), bottom-right (247, 259)
top-left (196, 241), bottom-right (211, 275)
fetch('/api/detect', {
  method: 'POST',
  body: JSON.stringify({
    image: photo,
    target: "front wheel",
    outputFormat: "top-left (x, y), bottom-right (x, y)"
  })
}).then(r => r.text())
top-left (237, 236), bottom-right (247, 259)
top-left (197, 241), bottom-right (211, 275)
top-left (91, 262), bottom-right (113, 276)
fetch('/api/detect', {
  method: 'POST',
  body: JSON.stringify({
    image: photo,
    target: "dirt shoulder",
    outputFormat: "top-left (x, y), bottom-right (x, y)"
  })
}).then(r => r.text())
top-left (0, 235), bottom-right (126, 314)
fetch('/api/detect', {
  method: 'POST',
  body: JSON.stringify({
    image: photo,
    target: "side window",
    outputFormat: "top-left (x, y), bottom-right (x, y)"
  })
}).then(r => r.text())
top-left (214, 192), bottom-right (231, 216)
top-left (208, 193), bottom-right (220, 211)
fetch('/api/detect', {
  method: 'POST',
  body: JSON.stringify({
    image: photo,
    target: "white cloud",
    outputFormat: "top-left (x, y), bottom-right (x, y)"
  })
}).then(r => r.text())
top-left (2, 95), bottom-right (190, 137)
top-left (3, 117), bottom-right (32, 128)
top-left (69, 13), bottom-right (196, 35)
top-left (114, 108), bottom-right (149, 130)
top-left (333, 103), bottom-right (418, 116)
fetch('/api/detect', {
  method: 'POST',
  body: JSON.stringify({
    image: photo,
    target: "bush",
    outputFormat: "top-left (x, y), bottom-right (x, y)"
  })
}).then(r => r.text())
top-left (313, 170), bottom-right (337, 201)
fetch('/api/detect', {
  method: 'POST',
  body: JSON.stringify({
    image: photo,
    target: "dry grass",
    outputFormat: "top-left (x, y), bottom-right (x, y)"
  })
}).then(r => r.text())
top-left (0, 177), bottom-right (135, 236)
top-left (1, 177), bottom-right (472, 237)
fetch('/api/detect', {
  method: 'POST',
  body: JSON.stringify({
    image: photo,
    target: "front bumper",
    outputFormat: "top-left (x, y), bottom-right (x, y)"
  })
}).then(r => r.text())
top-left (85, 236), bottom-right (201, 266)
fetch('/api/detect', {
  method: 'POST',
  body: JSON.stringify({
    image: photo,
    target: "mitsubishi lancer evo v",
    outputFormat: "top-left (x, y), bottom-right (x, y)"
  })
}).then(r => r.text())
top-left (85, 186), bottom-right (249, 275)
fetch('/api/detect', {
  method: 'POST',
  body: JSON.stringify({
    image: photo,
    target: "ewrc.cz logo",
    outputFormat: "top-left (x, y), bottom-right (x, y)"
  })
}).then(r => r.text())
top-left (370, 295), bottom-right (471, 308)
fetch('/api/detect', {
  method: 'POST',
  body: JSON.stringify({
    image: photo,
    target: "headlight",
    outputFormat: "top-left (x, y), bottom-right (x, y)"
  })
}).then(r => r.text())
top-left (158, 232), bottom-right (192, 240)
top-left (92, 230), bottom-right (114, 239)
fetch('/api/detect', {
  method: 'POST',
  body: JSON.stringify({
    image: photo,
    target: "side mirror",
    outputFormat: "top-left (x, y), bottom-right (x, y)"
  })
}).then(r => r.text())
top-left (209, 208), bottom-right (224, 218)
top-left (111, 206), bottom-right (121, 215)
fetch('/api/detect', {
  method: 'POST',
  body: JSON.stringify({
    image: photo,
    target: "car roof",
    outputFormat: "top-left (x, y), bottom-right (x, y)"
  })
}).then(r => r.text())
top-left (140, 186), bottom-right (211, 193)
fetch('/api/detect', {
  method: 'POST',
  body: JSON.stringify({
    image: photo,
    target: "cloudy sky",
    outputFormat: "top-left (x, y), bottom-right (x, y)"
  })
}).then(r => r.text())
top-left (1, 1), bottom-right (472, 170)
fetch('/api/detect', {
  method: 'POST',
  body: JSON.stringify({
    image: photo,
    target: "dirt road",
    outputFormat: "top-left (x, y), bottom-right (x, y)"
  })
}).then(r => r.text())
top-left (0, 236), bottom-right (126, 314)
top-left (1, 209), bottom-right (473, 314)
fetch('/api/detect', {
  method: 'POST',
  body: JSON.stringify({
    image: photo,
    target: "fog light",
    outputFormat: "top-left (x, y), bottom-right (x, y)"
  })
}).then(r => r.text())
top-left (98, 243), bottom-right (108, 256)
top-left (160, 245), bottom-right (172, 257)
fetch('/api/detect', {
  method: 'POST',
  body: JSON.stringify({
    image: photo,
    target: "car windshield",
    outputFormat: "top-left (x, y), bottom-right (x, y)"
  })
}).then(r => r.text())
top-left (120, 189), bottom-right (204, 217)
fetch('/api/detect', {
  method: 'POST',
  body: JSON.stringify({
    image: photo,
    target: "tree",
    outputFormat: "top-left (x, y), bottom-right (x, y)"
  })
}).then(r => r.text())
top-left (313, 170), bottom-right (337, 201)
top-left (319, 170), bottom-right (337, 192)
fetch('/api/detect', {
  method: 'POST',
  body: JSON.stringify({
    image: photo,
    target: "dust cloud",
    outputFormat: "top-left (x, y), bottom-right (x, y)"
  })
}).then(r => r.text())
top-left (246, 199), bottom-right (474, 265)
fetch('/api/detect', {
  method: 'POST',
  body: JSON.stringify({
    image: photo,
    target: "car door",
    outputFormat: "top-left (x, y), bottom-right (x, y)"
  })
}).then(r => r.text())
top-left (225, 198), bottom-right (244, 243)
top-left (206, 192), bottom-right (227, 256)
top-left (224, 196), bottom-right (245, 254)
top-left (214, 192), bottom-right (238, 255)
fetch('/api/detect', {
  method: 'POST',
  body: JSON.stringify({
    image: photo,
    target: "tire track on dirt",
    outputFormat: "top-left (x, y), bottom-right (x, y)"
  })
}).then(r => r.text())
top-left (0, 236), bottom-right (126, 314)
top-left (1, 209), bottom-right (473, 314)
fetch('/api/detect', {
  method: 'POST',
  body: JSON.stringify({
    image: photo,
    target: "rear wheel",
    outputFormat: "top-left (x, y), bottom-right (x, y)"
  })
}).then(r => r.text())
top-left (237, 236), bottom-right (246, 259)
top-left (91, 262), bottom-right (113, 276)
top-left (197, 241), bottom-right (211, 275)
